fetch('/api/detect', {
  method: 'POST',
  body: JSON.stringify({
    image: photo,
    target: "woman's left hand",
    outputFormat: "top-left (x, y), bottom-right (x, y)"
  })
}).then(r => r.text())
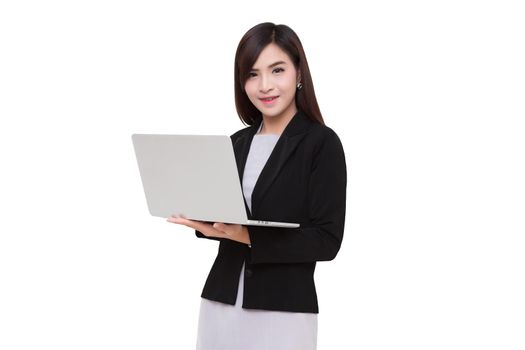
top-left (167, 216), bottom-right (251, 245)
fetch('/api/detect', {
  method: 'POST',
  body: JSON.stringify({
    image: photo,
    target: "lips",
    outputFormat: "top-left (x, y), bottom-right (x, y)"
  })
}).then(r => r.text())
top-left (259, 96), bottom-right (279, 104)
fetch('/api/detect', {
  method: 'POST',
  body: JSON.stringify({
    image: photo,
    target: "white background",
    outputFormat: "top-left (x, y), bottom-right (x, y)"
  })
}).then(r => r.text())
top-left (1, 0), bottom-right (524, 349)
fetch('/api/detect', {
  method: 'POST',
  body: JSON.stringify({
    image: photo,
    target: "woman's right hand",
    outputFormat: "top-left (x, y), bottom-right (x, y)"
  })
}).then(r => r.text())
top-left (167, 216), bottom-right (251, 245)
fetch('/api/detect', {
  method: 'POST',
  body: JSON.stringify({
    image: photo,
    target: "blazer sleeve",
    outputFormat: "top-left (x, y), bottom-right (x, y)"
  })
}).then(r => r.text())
top-left (247, 129), bottom-right (347, 264)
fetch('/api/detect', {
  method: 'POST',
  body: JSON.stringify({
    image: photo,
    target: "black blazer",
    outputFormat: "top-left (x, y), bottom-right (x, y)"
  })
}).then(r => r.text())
top-left (195, 110), bottom-right (347, 313)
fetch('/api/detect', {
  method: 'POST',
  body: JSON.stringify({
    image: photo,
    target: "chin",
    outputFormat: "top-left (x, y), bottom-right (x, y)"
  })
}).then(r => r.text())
top-left (261, 111), bottom-right (284, 119)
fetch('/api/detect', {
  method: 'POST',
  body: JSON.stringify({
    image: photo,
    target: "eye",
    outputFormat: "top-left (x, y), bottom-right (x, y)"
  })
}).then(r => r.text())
top-left (273, 67), bottom-right (284, 73)
top-left (248, 71), bottom-right (257, 78)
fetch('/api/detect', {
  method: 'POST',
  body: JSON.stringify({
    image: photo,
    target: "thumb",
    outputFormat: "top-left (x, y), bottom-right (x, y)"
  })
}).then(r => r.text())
top-left (213, 222), bottom-right (227, 232)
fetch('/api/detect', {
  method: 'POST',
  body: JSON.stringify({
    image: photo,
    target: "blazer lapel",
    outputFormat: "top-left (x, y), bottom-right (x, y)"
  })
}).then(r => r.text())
top-left (232, 122), bottom-right (260, 183)
top-left (232, 121), bottom-right (260, 217)
top-left (250, 111), bottom-right (312, 216)
top-left (232, 111), bottom-right (313, 217)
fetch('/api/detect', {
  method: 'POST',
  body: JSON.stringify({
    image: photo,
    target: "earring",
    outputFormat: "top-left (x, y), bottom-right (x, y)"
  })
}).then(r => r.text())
top-left (296, 82), bottom-right (303, 90)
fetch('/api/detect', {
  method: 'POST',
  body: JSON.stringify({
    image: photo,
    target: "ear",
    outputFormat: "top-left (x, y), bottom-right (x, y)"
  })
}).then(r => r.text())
top-left (296, 70), bottom-right (302, 84)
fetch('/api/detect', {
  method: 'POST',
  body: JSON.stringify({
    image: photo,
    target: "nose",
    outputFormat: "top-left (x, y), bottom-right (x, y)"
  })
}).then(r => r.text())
top-left (258, 73), bottom-right (273, 93)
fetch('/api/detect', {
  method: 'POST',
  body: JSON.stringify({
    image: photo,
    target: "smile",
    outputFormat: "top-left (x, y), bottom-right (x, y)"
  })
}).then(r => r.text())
top-left (259, 96), bottom-right (279, 104)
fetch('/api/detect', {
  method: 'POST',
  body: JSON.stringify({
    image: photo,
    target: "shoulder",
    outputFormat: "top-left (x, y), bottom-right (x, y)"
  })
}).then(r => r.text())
top-left (307, 122), bottom-right (340, 140)
top-left (230, 125), bottom-right (252, 142)
top-left (305, 122), bottom-right (345, 156)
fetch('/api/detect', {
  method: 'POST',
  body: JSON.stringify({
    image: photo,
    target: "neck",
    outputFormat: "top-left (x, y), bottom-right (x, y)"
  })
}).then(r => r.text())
top-left (259, 106), bottom-right (298, 135)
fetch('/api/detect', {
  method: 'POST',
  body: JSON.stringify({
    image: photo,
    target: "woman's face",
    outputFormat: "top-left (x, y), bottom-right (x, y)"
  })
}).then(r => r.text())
top-left (244, 43), bottom-right (300, 122)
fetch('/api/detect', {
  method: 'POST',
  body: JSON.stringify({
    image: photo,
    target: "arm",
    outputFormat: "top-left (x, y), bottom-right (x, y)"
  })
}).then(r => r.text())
top-left (247, 130), bottom-right (347, 264)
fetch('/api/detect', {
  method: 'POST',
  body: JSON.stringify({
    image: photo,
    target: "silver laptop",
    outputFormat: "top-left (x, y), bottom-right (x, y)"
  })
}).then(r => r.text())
top-left (131, 134), bottom-right (299, 228)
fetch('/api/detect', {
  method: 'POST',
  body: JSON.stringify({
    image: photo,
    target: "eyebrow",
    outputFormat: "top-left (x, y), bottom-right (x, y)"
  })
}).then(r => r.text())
top-left (250, 61), bottom-right (287, 71)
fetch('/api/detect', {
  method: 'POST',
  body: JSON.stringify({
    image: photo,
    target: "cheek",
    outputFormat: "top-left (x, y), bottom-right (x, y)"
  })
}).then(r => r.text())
top-left (244, 81), bottom-right (257, 99)
top-left (243, 80), bottom-right (250, 91)
top-left (279, 74), bottom-right (298, 93)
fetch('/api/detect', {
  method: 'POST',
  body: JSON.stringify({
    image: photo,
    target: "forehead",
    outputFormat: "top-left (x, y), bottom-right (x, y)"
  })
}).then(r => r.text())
top-left (252, 43), bottom-right (293, 67)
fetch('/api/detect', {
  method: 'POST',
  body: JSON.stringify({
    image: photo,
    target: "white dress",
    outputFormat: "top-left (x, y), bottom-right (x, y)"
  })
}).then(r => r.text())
top-left (196, 129), bottom-right (318, 350)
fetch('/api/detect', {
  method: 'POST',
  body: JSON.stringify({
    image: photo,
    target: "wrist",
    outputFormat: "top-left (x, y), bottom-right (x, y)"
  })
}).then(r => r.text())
top-left (243, 226), bottom-right (251, 245)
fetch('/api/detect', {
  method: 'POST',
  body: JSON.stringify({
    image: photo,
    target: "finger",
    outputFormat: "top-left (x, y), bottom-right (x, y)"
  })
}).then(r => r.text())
top-left (167, 218), bottom-right (204, 231)
top-left (167, 217), bottom-right (228, 238)
top-left (214, 222), bottom-right (240, 236)
top-left (180, 220), bottom-right (225, 237)
top-left (213, 222), bottom-right (225, 231)
top-left (213, 222), bottom-right (234, 235)
top-left (167, 217), bottom-right (189, 225)
top-left (199, 224), bottom-right (229, 238)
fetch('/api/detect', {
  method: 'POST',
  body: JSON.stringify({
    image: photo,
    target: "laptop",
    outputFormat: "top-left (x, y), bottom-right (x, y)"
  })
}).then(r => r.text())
top-left (131, 134), bottom-right (300, 228)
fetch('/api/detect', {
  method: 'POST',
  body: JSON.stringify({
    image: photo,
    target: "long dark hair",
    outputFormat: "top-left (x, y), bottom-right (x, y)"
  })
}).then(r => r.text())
top-left (234, 22), bottom-right (324, 126)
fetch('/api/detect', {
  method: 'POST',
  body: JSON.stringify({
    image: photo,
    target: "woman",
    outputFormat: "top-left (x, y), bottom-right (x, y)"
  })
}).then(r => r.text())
top-left (168, 22), bottom-right (346, 350)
